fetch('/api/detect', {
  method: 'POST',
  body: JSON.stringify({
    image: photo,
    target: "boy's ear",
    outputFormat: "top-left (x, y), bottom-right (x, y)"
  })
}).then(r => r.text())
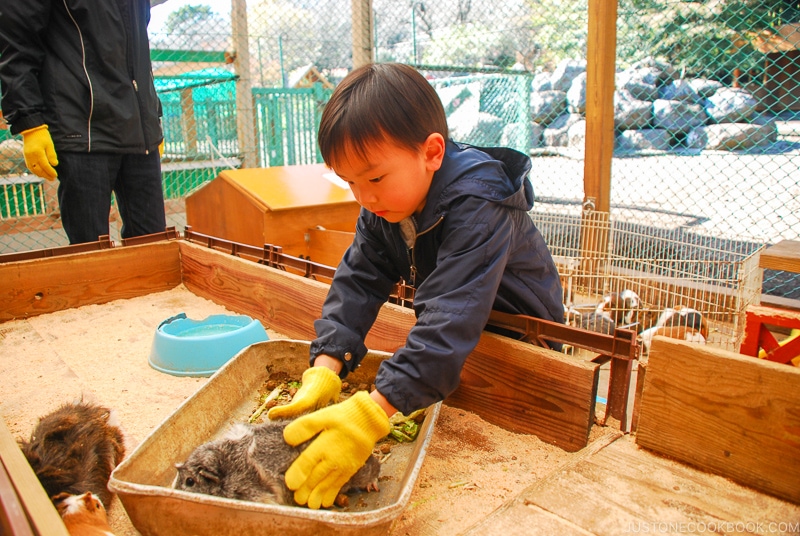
top-left (423, 133), bottom-right (446, 171)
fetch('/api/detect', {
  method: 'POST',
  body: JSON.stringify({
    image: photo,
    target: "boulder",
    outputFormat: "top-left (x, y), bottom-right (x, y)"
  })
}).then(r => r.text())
top-left (616, 129), bottom-right (672, 152)
top-left (566, 72), bottom-right (587, 114)
top-left (653, 99), bottom-right (706, 133)
top-left (658, 79), bottom-right (702, 103)
top-left (550, 59), bottom-right (586, 92)
top-left (687, 121), bottom-right (778, 150)
top-left (542, 113), bottom-right (583, 147)
top-left (614, 89), bottom-right (653, 131)
top-left (704, 87), bottom-right (758, 124)
top-left (530, 90), bottom-right (567, 127)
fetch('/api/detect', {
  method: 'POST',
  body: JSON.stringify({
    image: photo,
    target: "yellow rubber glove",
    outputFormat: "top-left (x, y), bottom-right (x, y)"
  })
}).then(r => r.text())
top-left (21, 125), bottom-right (58, 180)
top-left (267, 366), bottom-right (342, 420)
top-left (283, 391), bottom-right (390, 509)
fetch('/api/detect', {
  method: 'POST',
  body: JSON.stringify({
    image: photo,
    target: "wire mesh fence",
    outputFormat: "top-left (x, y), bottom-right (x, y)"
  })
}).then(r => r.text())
top-left (1, 0), bottom-right (798, 308)
top-left (535, 211), bottom-right (764, 355)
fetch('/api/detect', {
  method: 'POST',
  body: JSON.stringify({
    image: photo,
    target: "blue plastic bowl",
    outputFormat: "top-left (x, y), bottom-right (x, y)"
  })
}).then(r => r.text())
top-left (149, 313), bottom-right (269, 377)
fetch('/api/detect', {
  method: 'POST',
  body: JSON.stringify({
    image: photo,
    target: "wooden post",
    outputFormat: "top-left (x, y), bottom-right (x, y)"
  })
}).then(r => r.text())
top-left (179, 88), bottom-right (198, 157)
top-left (583, 0), bottom-right (617, 214)
top-left (232, 0), bottom-right (258, 168)
top-left (351, 0), bottom-right (374, 69)
top-left (580, 0), bottom-right (617, 282)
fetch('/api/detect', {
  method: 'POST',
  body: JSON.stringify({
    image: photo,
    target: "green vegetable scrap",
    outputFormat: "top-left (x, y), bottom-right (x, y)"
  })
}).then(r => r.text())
top-left (388, 408), bottom-right (426, 442)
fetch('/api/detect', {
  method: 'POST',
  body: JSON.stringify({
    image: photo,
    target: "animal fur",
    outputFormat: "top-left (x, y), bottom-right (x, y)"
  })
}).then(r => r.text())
top-left (595, 289), bottom-right (641, 328)
top-left (639, 306), bottom-right (709, 355)
top-left (19, 401), bottom-right (126, 508)
top-left (174, 419), bottom-right (380, 505)
top-left (568, 308), bottom-right (616, 335)
top-left (54, 491), bottom-right (116, 536)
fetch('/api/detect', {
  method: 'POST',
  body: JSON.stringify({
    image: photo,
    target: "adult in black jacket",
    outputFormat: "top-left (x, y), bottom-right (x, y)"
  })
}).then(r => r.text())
top-left (0, 0), bottom-right (167, 244)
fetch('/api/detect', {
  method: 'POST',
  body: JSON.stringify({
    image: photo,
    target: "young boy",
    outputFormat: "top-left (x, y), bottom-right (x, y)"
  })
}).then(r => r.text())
top-left (268, 63), bottom-right (564, 509)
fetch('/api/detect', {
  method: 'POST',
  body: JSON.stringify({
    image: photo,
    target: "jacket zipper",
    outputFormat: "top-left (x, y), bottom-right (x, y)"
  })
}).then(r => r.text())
top-left (406, 216), bottom-right (444, 287)
top-left (63, 0), bottom-right (94, 151)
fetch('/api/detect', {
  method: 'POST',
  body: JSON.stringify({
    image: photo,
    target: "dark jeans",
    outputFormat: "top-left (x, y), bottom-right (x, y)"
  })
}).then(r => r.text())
top-left (55, 151), bottom-right (167, 244)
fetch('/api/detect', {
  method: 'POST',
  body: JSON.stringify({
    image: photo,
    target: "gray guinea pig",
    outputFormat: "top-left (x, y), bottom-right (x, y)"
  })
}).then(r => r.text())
top-left (173, 419), bottom-right (380, 505)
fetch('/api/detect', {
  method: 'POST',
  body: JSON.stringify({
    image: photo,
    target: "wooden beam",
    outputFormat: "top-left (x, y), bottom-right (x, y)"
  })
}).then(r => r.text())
top-left (447, 335), bottom-right (599, 452)
top-left (231, 0), bottom-right (258, 168)
top-left (0, 420), bottom-right (70, 536)
top-left (0, 241), bottom-right (182, 321)
top-left (760, 239), bottom-right (800, 273)
top-left (180, 88), bottom-right (198, 157)
top-left (635, 337), bottom-right (800, 504)
top-left (178, 240), bottom-right (415, 350)
top-left (583, 0), bottom-right (617, 213)
top-left (351, 0), bottom-right (374, 68)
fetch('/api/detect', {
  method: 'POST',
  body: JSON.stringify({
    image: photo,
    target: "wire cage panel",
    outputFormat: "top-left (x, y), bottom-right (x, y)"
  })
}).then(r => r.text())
top-left (532, 210), bottom-right (764, 353)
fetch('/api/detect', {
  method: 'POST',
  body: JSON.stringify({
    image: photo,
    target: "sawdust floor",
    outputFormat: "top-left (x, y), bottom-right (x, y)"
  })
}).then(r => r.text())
top-left (2, 285), bottom-right (798, 535)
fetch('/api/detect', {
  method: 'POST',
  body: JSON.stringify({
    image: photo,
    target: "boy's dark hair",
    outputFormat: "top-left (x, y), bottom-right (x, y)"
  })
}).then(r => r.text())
top-left (318, 63), bottom-right (449, 168)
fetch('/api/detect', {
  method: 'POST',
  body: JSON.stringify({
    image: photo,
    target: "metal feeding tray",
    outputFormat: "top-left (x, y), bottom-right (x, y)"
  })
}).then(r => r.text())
top-left (109, 340), bottom-right (440, 536)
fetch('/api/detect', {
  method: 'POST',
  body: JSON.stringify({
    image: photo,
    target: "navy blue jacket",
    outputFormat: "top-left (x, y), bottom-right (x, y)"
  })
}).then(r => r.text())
top-left (0, 0), bottom-right (162, 153)
top-left (311, 141), bottom-right (564, 415)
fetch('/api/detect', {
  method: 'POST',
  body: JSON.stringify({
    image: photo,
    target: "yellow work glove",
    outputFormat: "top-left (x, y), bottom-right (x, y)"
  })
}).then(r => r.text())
top-left (283, 391), bottom-right (390, 509)
top-left (158, 138), bottom-right (164, 157)
top-left (21, 125), bottom-right (58, 180)
top-left (267, 366), bottom-right (342, 420)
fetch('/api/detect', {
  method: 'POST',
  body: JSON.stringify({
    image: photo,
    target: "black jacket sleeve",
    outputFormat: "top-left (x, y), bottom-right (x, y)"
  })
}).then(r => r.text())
top-left (0, 0), bottom-right (50, 133)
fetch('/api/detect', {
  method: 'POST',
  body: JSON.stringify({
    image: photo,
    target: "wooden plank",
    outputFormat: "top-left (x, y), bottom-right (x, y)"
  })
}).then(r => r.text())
top-left (179, 240), bottom-right (335, 340)
top-left (181, 238), bottom-right (407, 349)
top-left (178, 240), bottom-right (416, 351)
top-left (305, 228), bottom-right (353, 267)
top-left (0, 456), bottom-right (35, 536)
top-left (463, 429), bottom-right (622, 536)
top-left (0, 213), bottom-right (62, 234)
top-left (185, 175), bottom-right (269, 248)
top-left (462, 502), bottom-right (593, 536)
top-left (179, 241), bottom-right (599, 450)
top-left (0, 241), bottom-right (182, 321)
top-left (0, 420), bottom-right (70, 536)
top-left (760, 239), bottom-right (800, 273)
top-left (449, 335), bottom-right (599, 452)
top-left (636, 337), bottom-right (800, 503)
top-left (503, 435), bottom-right (800, 536)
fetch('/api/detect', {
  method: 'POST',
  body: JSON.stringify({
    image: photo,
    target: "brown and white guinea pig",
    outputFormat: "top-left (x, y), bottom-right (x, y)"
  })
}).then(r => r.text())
top-left (173, 419), bottom-right (380, 506)
top-left (53, 491), bottom-right (116, 536)
top-left (18, 401), bottom-right (126, 509)
top-left (595, 289), bottom-right (641, 328)
top-left (639, 306), bottom-right (709, 355)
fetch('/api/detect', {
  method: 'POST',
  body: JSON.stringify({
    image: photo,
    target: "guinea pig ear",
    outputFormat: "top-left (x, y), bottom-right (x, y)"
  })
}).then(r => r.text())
top-left (51, 492), bottom-right (71, 504)
top-left (198, 467), bottom-right (221, 484)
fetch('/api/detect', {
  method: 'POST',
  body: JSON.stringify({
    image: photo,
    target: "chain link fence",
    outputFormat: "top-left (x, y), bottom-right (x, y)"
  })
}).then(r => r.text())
top-left (1, 0), bottom-right (798, 306)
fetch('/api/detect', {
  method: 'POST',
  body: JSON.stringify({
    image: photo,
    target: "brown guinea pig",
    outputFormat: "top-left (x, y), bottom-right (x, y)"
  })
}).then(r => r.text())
top-left (19, 401), bottom-right (126, 508)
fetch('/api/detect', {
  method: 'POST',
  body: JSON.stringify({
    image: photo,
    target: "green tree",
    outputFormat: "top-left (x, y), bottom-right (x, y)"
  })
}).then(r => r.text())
top-left (165, 5), bottom-right (216, 33)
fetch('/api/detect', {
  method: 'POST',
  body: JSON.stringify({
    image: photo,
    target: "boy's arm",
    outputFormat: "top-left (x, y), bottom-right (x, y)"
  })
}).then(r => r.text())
top-left (309, 216), bottom-right (401, 375)
top-left (374, 197), bottom-right (520, 415)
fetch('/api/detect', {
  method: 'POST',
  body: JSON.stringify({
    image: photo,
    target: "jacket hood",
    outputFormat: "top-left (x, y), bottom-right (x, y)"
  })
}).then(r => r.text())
top-left (415, 141), bottom-right (534, 231)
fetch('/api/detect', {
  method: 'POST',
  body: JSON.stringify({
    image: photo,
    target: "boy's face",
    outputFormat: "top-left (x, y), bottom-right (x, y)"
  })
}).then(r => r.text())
top-left (332, 134), bottom-right (445, 223)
